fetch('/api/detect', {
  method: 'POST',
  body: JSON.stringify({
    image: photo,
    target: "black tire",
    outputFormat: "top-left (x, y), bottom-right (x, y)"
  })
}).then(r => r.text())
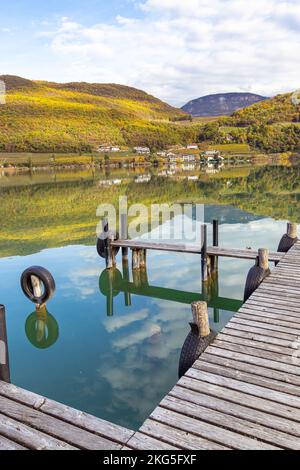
top-left (21, 266), bottom-right (56, 305)
top-left (278, 234), bottom-right (298, 253)
top-left (96, 230), bottom-right (120, 259)
top-left (178, 324), bottom-right (216, 378)
top-left (244, 265), bottom-right (270, 302)
top-left (25, 311), bottom-right (59, 349)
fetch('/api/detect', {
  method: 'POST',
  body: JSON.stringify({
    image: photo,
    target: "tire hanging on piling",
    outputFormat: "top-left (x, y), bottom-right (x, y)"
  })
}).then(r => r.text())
top-left (243, 259), bottom-right (270, 302)
top-left (96, 230), bottom-right (120, 259)
top-left (277, 233), bottom-right (298, 253)
top-left (20, 266), bottom-right (56, 305)
top-left (178, 324), bottom-right (216, 379)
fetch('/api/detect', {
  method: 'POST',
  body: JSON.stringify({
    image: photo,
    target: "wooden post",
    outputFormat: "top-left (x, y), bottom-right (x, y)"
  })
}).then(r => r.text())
top-left (213, 219), bottom-right (219, 247)
top-left (287, 223), bottom-right (298, 239)
top-left (120, 214), bottom-right (128, 261)
top-left (122, 258), bottom-right (132, 307)
top-left (258, 248), bottom-right (269, 270)
top-left (140, 249), bottom-right (147, 268)
top-left (211, 219), bottom-right (219, 273)
top-left (132, 249), bottom-right (140, 271)
top-left (191, 301), bottom-right (210, 338)
top-left (106, 269), bottom-right (114, 316)
top-left (201, 224), bottom-right (208, 282)
top-left (0, 305), bottom-right (10, 383)
top-left (106, 234), bottom-right (116, 269)
top-left (31, 275), bottom-right (43, 307)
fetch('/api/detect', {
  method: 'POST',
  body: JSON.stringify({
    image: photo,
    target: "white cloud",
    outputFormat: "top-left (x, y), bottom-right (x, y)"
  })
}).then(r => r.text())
top-left (42, 0), bottom-right (300, 105)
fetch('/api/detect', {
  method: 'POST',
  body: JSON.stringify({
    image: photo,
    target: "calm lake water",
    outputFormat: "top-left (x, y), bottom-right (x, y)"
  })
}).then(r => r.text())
top-left (0, 162), bottom-right (299, 430)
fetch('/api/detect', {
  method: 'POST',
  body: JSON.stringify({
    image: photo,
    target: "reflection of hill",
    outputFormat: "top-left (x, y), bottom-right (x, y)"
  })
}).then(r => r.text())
top-left (203, 205), bottom-right (264, 224)
top-left (1, 165), bottom-right (300, 257)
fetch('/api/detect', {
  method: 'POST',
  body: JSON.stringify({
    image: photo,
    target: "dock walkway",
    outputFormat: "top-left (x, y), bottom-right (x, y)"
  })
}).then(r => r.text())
top-left (125, 241), bottom-right (300, 450)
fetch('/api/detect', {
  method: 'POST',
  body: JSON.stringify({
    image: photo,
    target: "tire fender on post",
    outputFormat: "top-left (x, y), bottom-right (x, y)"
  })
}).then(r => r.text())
top-left (20, 266), bottom-right (56, 306)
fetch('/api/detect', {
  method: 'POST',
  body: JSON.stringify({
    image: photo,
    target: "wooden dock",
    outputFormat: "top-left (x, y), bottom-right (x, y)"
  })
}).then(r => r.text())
top-left (1, 235), bottom-right (300, 450)
top-left (124, 241), bottom-right (300, 450)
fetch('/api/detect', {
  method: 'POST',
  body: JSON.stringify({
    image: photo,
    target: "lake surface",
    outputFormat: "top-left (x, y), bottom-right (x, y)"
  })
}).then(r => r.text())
top-left (0, 162), bottom-right (299, 430)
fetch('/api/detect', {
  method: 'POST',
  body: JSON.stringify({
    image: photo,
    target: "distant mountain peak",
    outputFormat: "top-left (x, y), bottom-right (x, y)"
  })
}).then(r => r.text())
top-left (182, 92), bottom-right (268, 117)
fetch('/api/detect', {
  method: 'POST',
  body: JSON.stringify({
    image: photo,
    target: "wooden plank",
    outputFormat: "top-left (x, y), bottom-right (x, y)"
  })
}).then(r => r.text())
top-left (228, 316), bottom-right (300, 336)
top-left (170, 385), bottom-right (300, 439)
top-left (206, 344), bottom-right (300, 379)
top-left (179, 375), bottom-right (300, 425)
top-left (237, 309), bottom-right (300, 329)
top-left (0, 413), bottom-right (76, 450)
top-left (186, 368), bottom-right (300, 410)
top-left (200, 348), bottom-right (300, 390)
top-left (0, 435), bottom-right (27, 450)
top-left (0, 395), bottom-right (122, 450)
top-left (126, 431), bottom-right (179, 450)
top-left (219, 330), bottom-right (295, 353)
top-left (224, 323), bottom-right (296, 343)
top-left (211, 339), bottom-right (299, 368)
top-left (195, 356), bottom-right (300, 397)
top-left (161, 395), bottom-right (299, 449)
top-left (149, 407), bottom-right (278, 449)
top-left (0, 381), bottom-right (133, 446)
top-left (140, 419), bottom-right (228, 450)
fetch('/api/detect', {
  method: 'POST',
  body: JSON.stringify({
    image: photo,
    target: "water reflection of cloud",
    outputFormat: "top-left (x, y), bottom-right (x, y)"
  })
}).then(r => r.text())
top-left (103, 308), bottom-right (149, 333)
top-left (112, 321), bottom-right (162, 350)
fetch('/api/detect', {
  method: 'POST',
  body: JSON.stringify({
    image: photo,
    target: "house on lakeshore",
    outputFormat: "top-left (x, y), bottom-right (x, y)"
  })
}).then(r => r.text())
top-left (97, 145), bottom-right (121, 153)
top-left (201, 150), bottom-right (224, 162)
top-left (187, 144), bottom-right (199, 150)
top-left (133, 146), bottom-right (151, 155)
top-left (181, 154), bottom-right (196, 163)
top-left (167, 152), bottom-right (177, 163)
top-left (157, 151), bottom-right (167, 157)
top-left (135, 174), bottom-right (152, 183)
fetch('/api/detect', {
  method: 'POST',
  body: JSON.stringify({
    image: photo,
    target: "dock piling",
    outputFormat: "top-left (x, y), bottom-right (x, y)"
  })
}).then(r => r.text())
top-left (0, 305), bottom-right (10, 383)
top-left (120, 214), bottom-right (128, 261)
top-left (106, 233), bottom-right (116, 269)
top-left (201, 224), bottom-right (208, 282)
top-left (191, 301), bottom-right (210, 338)
top-left (132, 249), bottom-right (141, 271)
top-left (211, 219), bottom-right (219, 273)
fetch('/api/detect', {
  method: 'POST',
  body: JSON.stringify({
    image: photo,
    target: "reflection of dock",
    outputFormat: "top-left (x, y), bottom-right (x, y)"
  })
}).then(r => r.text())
top-left (125, 242), bottom-right (300, 449)
top-left (99, 266), bottom-right (243, 315)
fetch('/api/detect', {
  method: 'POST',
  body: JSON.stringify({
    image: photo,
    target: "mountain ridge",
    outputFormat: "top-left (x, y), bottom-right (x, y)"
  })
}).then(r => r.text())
top-left (182, 92), bottom-right (268, 117)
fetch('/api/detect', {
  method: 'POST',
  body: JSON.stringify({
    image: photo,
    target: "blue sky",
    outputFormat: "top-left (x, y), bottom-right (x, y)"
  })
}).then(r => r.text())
top-left (1, 0), bottom-right (300, 106)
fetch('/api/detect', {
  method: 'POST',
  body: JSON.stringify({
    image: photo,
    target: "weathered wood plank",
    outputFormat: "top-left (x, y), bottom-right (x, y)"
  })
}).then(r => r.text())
top-left (140, 419), bottom-right (229, 450)
top-left (186, 368), bottom-right (300, 410)
top-left (161, 395), bottom-right (298, 449)
top-left (150, 407), bottom-right (278, 449)
top-left (201, 351), bottom-right (300, 389)
top-left (0, 381), bottom-right (133, 446)
top-left (0, 395), bottom-right (122, 450)
top-left (170, 385), bottom-right (300, 439)
top-left (126, 431), bottom-right (179, 450)
top-left (195, 357), bottom-right (300, 397)
top-left (0, 413), bottom-right (76, 450)
top-left (0, 435), bottom-right (27, 450)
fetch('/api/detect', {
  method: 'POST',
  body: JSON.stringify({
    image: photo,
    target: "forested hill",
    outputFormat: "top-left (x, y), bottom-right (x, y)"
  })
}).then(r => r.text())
top-left (0, 75), bottom-right (200, 152)
top-left (229, 91), bottom-right (300, 125)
